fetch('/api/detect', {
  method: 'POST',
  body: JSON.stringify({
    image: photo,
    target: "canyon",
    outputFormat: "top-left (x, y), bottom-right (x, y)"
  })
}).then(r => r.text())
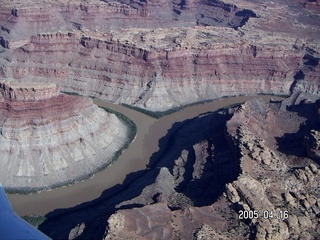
top-left (0, 0), bottom-right (319, 112)
top-left (37, 95), bottom-right (320, 240)
top-left (0, 80), bottom-right (130, 192)
top-left (105, 97), bottom-right (320, 240)
top-left (0, 0), bottom-right (319, 239)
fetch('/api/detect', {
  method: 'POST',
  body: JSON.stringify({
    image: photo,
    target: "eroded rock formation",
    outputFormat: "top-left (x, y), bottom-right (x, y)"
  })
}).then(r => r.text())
top-left (35, 96), bottom-right (320, 239)
top-left (0, 0), bottom-right (319, 111)
top-left (0, 80), bottom-right (130, 192)
top-left (224, 98), bottom-right (320, 239)
top-left (304, 130), bottom-right (320, 162)
top-left (0, 0), bottom-right (319, 238)
top-left (103, 98), bottom-right (320, 240)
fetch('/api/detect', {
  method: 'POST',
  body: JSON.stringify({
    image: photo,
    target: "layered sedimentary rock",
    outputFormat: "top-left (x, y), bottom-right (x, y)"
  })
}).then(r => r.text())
top-left (103, 98), bottom-right (320, 240)
top-left (0, 0), bottom-right (319, 112)
top-left (0, 0), bottom-right (256, 47)
top-left (0, 80), bottom-right (129, 192)
top-left (0, 28), bottom-right (313, 112)
top-left (3, 0), bottom-right (316, 238)
top-left (36, 96), bottom-right (320, 239)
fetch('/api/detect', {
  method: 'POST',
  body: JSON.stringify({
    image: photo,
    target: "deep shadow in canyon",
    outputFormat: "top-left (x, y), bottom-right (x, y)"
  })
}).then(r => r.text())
top-left (276, 100), bottom-right (320, 158)
top-left (38, 109), bottom-right (240, 239)
top-left (196, 0), bottom-right (257, 28)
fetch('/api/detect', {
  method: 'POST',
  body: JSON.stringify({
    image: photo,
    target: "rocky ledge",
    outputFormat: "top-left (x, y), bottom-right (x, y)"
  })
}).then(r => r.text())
top-left (102, 96), bottom-right (320, 240)
top-left (0, 80), bottom-right (130, 192)
top-left (36, 95), bottom-right (319, 239)
top-left (0, 0), bottom-right (319, 112)
top-left (0, 80), bottom-right (59, 101)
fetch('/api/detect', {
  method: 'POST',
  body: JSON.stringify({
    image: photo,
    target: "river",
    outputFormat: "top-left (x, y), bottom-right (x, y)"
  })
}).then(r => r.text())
top-left (8, 95), bottom-right (285, 216)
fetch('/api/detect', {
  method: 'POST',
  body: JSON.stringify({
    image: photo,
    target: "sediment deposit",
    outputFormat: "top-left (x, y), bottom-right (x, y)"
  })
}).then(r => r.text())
top-left (0, 0), bottom-right (319, 111)
top-left (0, 80), bottom-right (129, 192)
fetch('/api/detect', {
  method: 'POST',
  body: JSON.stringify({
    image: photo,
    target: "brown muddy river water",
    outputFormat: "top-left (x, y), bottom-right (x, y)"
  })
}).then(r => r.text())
top-left (8, 95), bottom-right (285, 216)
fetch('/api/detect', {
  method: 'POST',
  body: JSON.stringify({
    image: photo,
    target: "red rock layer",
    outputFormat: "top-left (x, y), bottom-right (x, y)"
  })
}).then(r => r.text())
top-left (0, 81), bottom-right (60, 101)
top-left (0, 0), bottom-right (257, 47)
top-left (0, 0), bottom-right (318, 112)
top-left (0, 31), bottom-right (305, 111)
top-left (0, 88), bottom-right (90, 128)
top-left (0, 81), bottom-right (129, 192)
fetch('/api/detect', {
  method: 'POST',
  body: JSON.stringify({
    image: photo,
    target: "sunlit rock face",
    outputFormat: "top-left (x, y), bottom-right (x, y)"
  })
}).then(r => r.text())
top-left (0, 81), bottom-right (129, 192)
top-left (0, 29), bottom-right (309, 112)
top-left (0, 0), bottom-right (319, 112)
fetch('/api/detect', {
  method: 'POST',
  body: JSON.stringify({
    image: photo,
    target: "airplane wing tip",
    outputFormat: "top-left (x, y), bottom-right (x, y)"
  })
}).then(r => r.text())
top-left (0, 182), bottom-right (51, 240)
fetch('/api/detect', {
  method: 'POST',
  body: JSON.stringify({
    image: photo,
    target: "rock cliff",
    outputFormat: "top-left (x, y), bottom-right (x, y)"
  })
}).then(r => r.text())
top-left (0, 0), bottom-right (256, 45)
top-left (0, 28), bottom-right (314, 111)
top-left (0, 81), bottom-right (60, 101)
top-left (0, 80), bottom-right (130, 192)
top-left (0, 0), bottom-right (319, 238)
top-left (36, 96), bottom-right (320, 239)
top-left (102, 97), bottom-right (320, 240)
top-left (0, 0), bottom-right (319, 112)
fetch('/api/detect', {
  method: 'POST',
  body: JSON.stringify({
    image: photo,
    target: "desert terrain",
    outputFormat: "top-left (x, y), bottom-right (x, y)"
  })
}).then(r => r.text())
top-left (0, 0), bottom-right (319, 239)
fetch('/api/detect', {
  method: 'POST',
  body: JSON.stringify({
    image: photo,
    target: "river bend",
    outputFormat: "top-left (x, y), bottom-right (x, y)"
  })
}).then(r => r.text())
top-left (8, 95), bottom-right (284, 216)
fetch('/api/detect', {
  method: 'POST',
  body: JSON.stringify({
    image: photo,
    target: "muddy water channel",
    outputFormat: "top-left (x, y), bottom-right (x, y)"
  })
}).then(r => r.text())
top-left (8, 95), bottom-right (285, 216)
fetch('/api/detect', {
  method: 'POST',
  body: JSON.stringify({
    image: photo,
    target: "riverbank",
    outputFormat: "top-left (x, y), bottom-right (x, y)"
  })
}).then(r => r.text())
top-left (3, 95), bottom-right (136, 195)
top-left (122, 93), bottom-right (289, 119)
top-left (8, 95), bottom-right (285, 216)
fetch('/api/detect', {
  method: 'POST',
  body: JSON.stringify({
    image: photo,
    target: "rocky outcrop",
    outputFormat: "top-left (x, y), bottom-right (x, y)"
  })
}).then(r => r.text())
top-left (0, 80), bottom-right (60, 101)
top-left (102, 98), bottom-right (320, 240)
top-left (36, 96), bottom-right (320, 240)
top-left (0, 0), bottom-right (319, 112)
top-left (304, 130), bottom-right (320, 162)
top-left (101, 110), bottom-right (240, 239)
top-left (0, 27), bottom-right (311, 111)
top-left (224, 98), bottom-right (320, 240)
top-left (0, 80), bottom-right (130, 192)
top-left (292, 52), bottom-right (320, 95)
top-left (293, 0), bottom-right (320, 13)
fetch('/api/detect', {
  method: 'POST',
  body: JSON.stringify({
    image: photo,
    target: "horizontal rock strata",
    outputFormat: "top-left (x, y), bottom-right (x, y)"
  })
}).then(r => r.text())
top-left (0, 0), bottom-right (319, 112)
top-left (0, 28), bottom-right (314, 112)
top-left (0, 81), bottom-right (130, 192)
top-left (0, 0), bottom-right (256, 45)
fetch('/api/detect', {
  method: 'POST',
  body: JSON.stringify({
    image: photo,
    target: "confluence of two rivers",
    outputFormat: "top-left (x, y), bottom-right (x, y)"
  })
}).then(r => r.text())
top-left (8, 95), bottom-right (284, 216)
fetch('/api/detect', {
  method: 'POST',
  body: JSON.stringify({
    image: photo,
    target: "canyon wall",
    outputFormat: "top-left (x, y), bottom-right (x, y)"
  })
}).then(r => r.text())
top-left (0, 81), bottom-right (60, 101)
top-left (1, 0), bottom-right (318, 112)
top-left (0, 81), bottom-right (130, 192)
top-left (0, 28), bottom-right (314, 111)
top-left (44, 97), bottom-right (320, 239)
top-left (102, 98), bottom-right (320, 240)
top-left (0, 0), bottom-right (257, 45)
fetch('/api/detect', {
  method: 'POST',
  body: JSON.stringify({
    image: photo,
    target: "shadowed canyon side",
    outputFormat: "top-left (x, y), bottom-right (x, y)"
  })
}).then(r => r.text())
top-left (103, 97), bottom-right (320, 240)
top-left (0, 80), bottom-right (130, 192)
top-left (0, 0), bottom-right (319, 111)
top-left (37, 96), bottom-right (320, 240)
